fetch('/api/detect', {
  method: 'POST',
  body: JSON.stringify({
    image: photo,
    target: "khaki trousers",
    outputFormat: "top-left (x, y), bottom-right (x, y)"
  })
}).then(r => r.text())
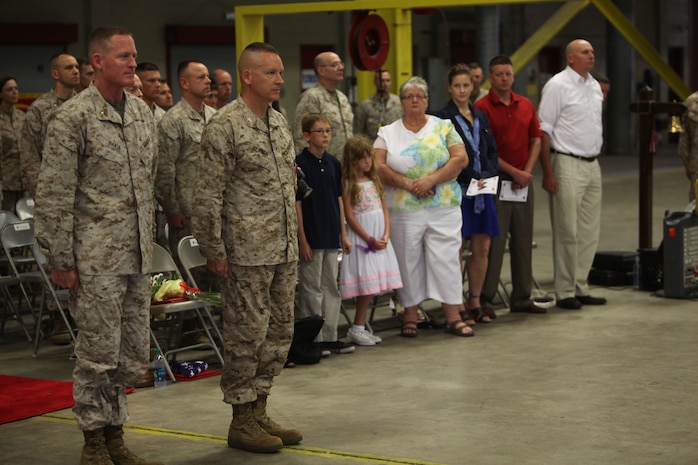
top-left (549, 154), bottom-right (602, 300)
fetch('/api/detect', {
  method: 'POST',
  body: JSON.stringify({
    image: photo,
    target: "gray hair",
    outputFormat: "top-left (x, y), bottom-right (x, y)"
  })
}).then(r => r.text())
top-left (399, 76), bottom-right (429, 100)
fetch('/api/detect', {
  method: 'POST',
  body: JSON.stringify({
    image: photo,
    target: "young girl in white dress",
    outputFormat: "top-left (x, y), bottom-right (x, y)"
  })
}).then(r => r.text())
top-left (339, 135), bottom-right (403, 346)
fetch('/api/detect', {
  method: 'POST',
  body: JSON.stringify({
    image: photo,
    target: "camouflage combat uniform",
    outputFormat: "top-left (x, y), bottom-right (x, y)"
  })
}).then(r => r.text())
top-left (20, 88), bottom-right (76, 198)
top-left (679, 91), bottom-right (698, 202)
top-left (155, 99), bottom-right (216, 256)
top-left (293, 83), bottom-right (353, 157)
top-left (191, 97), bottom-right (298, 405)
top-left (354, 93), bottom-right (403, 143)
top-left (153, 104), bottom-right (166, 122)
top-left (152, 102), bottom-right (169, 250)
top-left (34, 85), bottom-right (157, 431)
top-left (0, 106), bottom-right (25, 210)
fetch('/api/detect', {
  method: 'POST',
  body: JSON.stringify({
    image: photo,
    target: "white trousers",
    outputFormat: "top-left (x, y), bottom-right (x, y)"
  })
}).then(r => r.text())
top-left (390, 207), bottom-right (463, 307)
top-left (549, 154), bottom-right (602, 299)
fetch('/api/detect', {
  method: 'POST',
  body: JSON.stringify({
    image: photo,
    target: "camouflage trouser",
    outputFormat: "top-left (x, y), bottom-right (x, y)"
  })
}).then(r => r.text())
top-left (72, 274), bottom-right (150, 431)
top-left (154, 206), bottom-right (169, 253)
top-left (220, 261), bottom-right (296, 405)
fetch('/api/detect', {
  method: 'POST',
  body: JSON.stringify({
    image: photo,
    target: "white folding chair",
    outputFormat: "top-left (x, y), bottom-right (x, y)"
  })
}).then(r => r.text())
top-left (176, 235), bottom-right (224, 346)
top-left (15, 197), bottom-right (35, 221)
top-left (0, 210), bottom-right (23, 273)
top-left (2, 222), bottom-right (77, 351)
top-left (0, 210), bottom-right (21, 230)
top-left (150, 242), bottom-right (224, 382)
top-left (1, 221), bottom-right (41, 332)
top-left (176, 235), bottom-right (210, 289)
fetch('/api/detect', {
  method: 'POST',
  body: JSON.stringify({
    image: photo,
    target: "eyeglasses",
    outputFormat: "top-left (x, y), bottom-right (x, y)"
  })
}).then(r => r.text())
top-left (401, 94), bottom-right (427, 101)
top-left (309, 129), bottom-right (334, 134)
top-left (321, 61), bottom-right (344, 69)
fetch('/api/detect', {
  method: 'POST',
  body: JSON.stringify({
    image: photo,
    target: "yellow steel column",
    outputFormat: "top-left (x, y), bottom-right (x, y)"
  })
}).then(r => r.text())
top-left (234, 9), bottom-right (265, 85)
top-left (392, 7), bottom-right (413, 90)
top-left (234, 11), bottom-right (265, 52)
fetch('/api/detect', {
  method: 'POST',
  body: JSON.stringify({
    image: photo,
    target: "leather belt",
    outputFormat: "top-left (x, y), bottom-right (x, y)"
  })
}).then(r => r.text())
top-left (551, 149), bottom-right (597, 162)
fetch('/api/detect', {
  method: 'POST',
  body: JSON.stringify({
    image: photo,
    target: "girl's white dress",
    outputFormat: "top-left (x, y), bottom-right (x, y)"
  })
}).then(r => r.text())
top-left (339, 180), bottom-right (403, 299)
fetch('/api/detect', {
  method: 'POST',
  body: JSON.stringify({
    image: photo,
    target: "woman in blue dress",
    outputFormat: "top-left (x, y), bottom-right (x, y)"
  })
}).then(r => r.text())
top-left (434, 64), bottom-right (500, 325)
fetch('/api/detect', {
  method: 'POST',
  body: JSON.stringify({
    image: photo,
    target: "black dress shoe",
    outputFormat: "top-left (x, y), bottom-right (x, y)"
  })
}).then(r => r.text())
top-left (556, 297), bottom-right (582, 310)
top-left (511, 303), bottom-right (547, 314)
top-left (575, 295), bottom-right (607, 305)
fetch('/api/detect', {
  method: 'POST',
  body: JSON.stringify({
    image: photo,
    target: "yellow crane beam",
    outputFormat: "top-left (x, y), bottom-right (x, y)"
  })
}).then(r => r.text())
top-left (591, 0), bottom-right (690, 100)
top-left (234, 0), bottom-right (691, 102)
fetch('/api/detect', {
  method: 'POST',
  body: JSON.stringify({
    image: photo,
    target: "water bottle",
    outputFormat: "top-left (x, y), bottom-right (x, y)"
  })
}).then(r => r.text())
top-left (153, 349), bottom-right (167, 387)
top-left (633, 254), bottom-right (641, 290)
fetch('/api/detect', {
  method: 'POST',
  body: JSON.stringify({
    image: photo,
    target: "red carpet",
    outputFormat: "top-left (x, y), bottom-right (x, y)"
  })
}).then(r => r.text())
top-left (174, 369), bottom-right (221, 382)
top-left (0, 374), bottom-right (74, 424)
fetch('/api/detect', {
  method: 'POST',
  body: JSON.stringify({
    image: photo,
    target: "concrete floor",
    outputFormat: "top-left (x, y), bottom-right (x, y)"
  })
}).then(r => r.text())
top-left (1, 144), bottom-right (697, 465)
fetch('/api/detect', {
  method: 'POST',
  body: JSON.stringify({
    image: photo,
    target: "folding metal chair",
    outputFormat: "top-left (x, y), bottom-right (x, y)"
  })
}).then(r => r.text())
top-left (2, 222), bottom-right (77, 350)
top-left (30, 241), bottom-right (77, 356)
top-left (150, 242), bottom-right (224, 382)
top-left (1, 221), bottom-right (41, 331)
top-left (0, 210), bottom-right (21, 231)
top-left (0, 259), bottom-right (33, 342)
top-left (177, 236), bottom-right (216, 291)
top-left (0, 210), bottom-right (22, 273)
top-left (15, 197), bottom-right (35, 221)
top-left (176, 235), bottom-right (223, 343)
top-left (1, 212), bottom-right (32, 341)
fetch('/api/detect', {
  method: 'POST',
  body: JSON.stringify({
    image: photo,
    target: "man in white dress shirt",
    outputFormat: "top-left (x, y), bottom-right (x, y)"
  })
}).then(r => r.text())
top-left (537, 39), bottom-right (606, 310)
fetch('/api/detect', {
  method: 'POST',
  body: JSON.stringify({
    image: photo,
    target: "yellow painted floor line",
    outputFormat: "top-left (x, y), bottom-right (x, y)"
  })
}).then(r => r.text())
top-left (41, 413), bottom-right (448, 465)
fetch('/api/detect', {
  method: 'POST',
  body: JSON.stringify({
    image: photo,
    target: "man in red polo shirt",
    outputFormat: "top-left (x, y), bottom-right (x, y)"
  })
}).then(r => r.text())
top-left (475, 55), bottom-right (545, 314)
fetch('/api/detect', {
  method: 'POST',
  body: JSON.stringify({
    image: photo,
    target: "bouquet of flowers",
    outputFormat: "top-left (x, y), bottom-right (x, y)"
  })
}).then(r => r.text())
top-left (181, 282), bottom-right (222, 307)
top-left (151, 273), bottom-right (185, 302)
top-left (151, 273), bottom-right (221, 306)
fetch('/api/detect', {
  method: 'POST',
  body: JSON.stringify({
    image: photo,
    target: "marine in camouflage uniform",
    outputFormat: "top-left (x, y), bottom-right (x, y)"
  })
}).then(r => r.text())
top-left (293, 52), bottom-right (353, 157)
top-left (191, 42), bottom-right (301, 454)
top-left (21, 85), bottom-right (79, 345)
top-left (0, 101), bottom-right (25, 211)
top-left (20, 53), bottom-right (80, 199)
top-left (679, 91), bottom-right (698, 202)
top-left (193, 95), bottom-right (298, 401)
top-left (354, 70), bottom-right (403, 143)
top-left (293, 83), bottom-right (353, 157)
top-left (155, 94), bottom-right (216, 258)
top-left (34, 30), bottom-right (160, 465)
top-left (355, 93), bottom-right (402, 143)
top-left (21, 88), bottom-right (77, 198)
top-left (35, 82), bottom-right (156, 431)
top-left (153, 104), bottom-right (166, 122)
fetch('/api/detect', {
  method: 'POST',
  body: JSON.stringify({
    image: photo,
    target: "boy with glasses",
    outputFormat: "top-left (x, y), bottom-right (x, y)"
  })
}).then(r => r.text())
top-left (295, 113), bottom-right (354, 356)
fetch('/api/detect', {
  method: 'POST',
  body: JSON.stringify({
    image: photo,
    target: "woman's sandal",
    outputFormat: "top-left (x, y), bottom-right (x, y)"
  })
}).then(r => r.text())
top-left (482, 306), bottom-right (497, 320)
top-left (459, 309), bottom-right (476, 326)
top-left (400, 321), bottom-right (419, 338)
top-left (466, 307), bottom-right (492, 324)
top-left (445, 320), bottom-right (474, 337)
